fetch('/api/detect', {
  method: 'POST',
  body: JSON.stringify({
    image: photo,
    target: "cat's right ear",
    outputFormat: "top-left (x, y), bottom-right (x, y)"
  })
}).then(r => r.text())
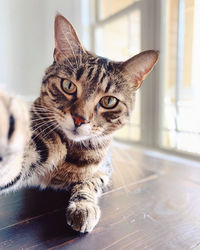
top-left (54, 14), bottom-right (85, 63)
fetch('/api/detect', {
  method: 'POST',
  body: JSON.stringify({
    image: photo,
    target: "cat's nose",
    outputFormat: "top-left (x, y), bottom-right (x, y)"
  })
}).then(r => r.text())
top-left (71, 113), bottom-right (88, 127)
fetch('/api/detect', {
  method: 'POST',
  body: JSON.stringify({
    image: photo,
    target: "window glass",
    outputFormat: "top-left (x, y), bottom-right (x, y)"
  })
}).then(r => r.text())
top-left (161, 0), bottom-right (200, 154)
top-left (99, 0), bottom-right (139, 19)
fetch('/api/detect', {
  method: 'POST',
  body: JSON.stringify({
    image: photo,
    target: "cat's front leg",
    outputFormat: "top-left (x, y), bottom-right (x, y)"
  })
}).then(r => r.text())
top-left (0, 91), bottom-right (30, 192)
top-left (66, 173), bottom-right (109, 233)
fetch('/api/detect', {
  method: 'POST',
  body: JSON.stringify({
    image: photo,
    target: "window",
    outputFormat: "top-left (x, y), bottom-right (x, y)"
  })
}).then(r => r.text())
top-left (91, 0), bottom-right (200, 159)
top-left (161, 0), bottom-right (200, 155)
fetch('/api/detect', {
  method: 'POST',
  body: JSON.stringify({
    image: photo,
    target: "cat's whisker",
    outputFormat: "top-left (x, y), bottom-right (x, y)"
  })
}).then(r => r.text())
top-left (32, 116), bottom-right (56, 125)
top-left (31, 116), bottom-right (55, 122)
top-left (43, 123), bottom-right (60, 140)
top-left (31, 111), bottom-right (55, 118)
top-left (31, 110), bottom-right (55, 115)
top-left (32, 113), bottom-right (56, 118)
top-left (33, 106), bottom-right (59, 115)
top-left (31, 119), bottom-right (57, 135)
top-left (42, 128), bottom-right (57, 140)
top-left (31, 119), bottom-right (55, 126)
top-left (31, 119), bottom-right (56, 130)
top-left (32, 120), bottom-right (58, 141)
top-left (31, 110), bottom-right (56, 116)
top-left (32, 108), bottom-right (55, 114)
top-left (33, 105), bottom-right (52, 109)
top-left (32, 108), bottom-right (54, 112)
top-left (31, 120), bottom-right (54, 128)
top-left (31, 113), bottom-right (55, 120)
top-left (32, 105), bottom-right (55, 111)
top-left (31, 124), bottom-right (56, 137)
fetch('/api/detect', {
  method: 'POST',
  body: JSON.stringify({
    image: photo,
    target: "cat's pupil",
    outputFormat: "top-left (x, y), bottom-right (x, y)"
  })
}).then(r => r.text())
top-left (68, 82), bottom-right (72, 89)
top-left (108, 97), bottom-right (112, 105)
top-left (107, 97), bottom-right (114, 106)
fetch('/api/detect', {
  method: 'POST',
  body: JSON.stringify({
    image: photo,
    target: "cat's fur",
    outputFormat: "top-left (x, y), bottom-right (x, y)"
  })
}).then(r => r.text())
top-left (0, 15), bottom-right (159, 233)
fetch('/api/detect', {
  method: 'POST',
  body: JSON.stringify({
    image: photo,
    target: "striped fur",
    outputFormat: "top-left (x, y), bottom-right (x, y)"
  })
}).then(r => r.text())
top-left (0, 15), bottom-right (159, 233)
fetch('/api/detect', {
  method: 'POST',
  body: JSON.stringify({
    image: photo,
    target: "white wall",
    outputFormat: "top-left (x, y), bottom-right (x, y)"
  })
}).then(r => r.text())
top-left (0, 0), bottom-right (89, 98)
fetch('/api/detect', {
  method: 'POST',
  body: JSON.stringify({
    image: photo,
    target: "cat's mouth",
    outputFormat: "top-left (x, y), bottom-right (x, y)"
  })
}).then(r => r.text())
top-left (72, 128), bottom-right (79, 135)
top-left (63, 127), bottom-right (90, 142)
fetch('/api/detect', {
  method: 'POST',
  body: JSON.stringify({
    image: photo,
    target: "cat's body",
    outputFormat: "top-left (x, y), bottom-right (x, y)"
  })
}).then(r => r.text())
top-left (0, 15), bottom-right (159, 233)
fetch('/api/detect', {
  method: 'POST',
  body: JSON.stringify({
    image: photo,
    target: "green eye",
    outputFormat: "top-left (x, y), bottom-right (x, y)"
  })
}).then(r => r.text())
top-left (100, 96), bottom-right (118, 109)
top-left (61, 79), bottom-right (77, 94)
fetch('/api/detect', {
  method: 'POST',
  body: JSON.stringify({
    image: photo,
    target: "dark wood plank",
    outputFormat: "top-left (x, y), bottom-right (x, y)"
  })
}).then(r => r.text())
top-left (0, 188), bottom-right (69, 230)
top-left (0, 142), bottom-right (200, 249)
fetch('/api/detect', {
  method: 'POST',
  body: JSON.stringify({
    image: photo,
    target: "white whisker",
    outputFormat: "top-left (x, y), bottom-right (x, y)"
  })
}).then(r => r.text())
top-left (43, 123), bottom-right (60, 140)
top-left (31, 116), bottom-right (55, 123)
top-left (31, 118), bottom-right (56, 129)
top-left (32, 121), bottom-right (58, 141)
top-left (33, 105), bottom-right (54, 111)
top-left (31, 119), bottom-right (57, 135)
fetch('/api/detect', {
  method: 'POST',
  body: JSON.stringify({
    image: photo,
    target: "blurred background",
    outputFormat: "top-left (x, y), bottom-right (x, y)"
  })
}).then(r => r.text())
top-left (0, 0), bottom-right (200, 160)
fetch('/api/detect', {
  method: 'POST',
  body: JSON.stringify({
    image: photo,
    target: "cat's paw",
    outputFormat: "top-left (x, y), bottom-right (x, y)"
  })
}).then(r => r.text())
top-left (66, 201), bottom-right (101, 233)
top-left (0, 91), bottom-right (30, 187)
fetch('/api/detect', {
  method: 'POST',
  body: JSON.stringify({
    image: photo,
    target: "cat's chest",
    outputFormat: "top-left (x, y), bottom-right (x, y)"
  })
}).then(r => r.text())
top-left (48, 138), bottom-right (68, 166)
top-left (28, 131), bottom-right (106, 173)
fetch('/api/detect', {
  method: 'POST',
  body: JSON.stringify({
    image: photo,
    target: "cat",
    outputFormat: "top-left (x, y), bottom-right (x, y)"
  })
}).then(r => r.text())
top-left (0, 14), bottom-right (159, 233)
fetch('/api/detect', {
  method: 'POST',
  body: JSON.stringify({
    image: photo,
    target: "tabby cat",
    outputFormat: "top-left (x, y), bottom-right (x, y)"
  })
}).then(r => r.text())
top-left (0, 15), bottom-right (159, 233)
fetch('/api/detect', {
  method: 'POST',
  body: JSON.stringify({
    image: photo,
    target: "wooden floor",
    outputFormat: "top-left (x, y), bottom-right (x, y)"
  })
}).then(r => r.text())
top-left (0, 142), bottom-right (200, 250)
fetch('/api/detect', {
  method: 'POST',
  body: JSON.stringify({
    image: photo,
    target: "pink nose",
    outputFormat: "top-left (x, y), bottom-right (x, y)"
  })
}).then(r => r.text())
top-left (72, 114), bottom-right (87, 127)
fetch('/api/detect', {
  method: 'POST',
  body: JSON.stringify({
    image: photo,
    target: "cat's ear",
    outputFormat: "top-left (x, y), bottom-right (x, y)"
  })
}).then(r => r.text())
top-left (121, 50), bottom-right (159, 90)
top-left (54, 14), bottom-right (85, 62)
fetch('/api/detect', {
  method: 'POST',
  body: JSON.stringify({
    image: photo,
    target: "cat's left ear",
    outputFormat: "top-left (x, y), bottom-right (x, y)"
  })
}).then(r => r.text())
top-left (121, 50), bottom-right (159, 90)
top-left (54, 14), bottom-right (86, 62)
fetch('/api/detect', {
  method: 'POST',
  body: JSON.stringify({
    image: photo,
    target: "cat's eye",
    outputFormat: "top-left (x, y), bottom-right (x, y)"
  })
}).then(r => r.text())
top-left (100, 96), bottom-right (118, 109)
top-left (61, 79), bottom-right (77, 95)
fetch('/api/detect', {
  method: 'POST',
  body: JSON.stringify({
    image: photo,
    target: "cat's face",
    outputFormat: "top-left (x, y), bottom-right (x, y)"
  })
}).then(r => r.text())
top-left (39, 15), bottom-right (159, 142)
top-left (40, 56), bottom-right (133, 141)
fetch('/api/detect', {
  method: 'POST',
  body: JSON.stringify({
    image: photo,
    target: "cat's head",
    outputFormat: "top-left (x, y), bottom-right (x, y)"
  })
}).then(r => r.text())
top-left (39, 15), bottom-right (159, 142)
